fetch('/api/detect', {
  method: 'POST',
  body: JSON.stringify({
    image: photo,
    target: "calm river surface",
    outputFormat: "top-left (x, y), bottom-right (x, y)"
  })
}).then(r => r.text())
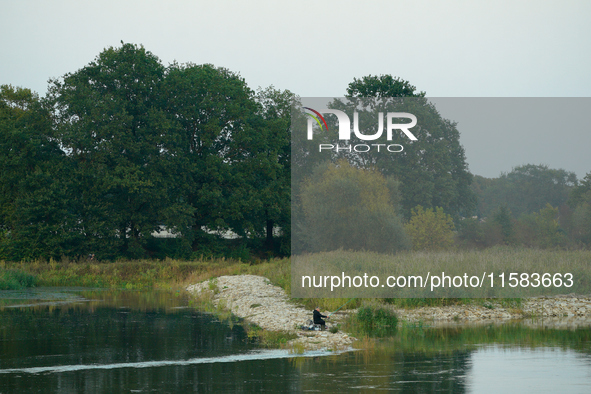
top-left (1, 288), bottom-right (591, 393)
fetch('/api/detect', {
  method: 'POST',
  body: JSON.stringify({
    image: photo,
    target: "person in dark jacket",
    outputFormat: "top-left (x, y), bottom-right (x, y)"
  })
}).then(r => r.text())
top-left (313, 307), bottom-right (328, 330)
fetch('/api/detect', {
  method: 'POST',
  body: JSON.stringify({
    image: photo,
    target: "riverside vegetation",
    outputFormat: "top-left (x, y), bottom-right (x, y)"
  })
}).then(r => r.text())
top-left (6, 247), bottom-right (591, 350)
top-left (3, 44), bottom-right (591, 265)
top-left (5, 247), bottom-right (591, 303)
top-left (3, 43), bottom-right (591, 356)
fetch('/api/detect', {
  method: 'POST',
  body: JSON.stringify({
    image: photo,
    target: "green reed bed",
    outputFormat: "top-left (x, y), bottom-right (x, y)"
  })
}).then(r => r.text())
top-left (0, 268), bottom-right (37, 290)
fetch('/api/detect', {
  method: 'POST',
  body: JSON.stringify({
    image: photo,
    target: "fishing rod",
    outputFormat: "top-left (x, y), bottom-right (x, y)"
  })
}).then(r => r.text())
top-left (327, 298), bottom-right (355, 317)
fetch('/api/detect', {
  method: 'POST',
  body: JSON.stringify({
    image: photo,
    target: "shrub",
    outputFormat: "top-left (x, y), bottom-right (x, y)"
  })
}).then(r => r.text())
top-left (299, 160), bottom-right (409, 254)
top-left (346, 306), bottom-right (398, 337)
top-left (516, 204), bottom-right (569, 248)
top-left (405, 206), bottom-right (455, 251)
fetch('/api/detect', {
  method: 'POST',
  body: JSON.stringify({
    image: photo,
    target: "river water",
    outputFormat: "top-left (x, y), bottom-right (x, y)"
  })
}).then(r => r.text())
top-left (1, 288), bottom-right (590, 393)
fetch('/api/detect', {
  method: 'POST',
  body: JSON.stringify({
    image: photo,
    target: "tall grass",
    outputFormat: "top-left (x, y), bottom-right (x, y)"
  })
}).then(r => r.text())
top-left (5, 247), bottom-right (588, 308)
top-left (292, 247), bottom-right (591, 298)
top-left (0, 268), bottom-right (37, 289)
top-left (343, 305), bottom-right (399, 337)
top-left (0, 257), bottom-right (292, 291)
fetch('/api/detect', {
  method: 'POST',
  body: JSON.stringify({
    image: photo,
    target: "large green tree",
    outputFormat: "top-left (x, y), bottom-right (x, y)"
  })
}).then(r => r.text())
top-left (48, 43), bottom-right (193, 258)
top-left (328, 75), bottom-right (474, 219)
top-left (568, 171), bottom-right (591, 246)
top-left (2, 44), bottom-right (297, 260)
top-left (0, 85), bottom-right (78, 260)
top-left (163, 63), bottom-right (287, 254)
top-left (252, 86), bottom-right (293, 253)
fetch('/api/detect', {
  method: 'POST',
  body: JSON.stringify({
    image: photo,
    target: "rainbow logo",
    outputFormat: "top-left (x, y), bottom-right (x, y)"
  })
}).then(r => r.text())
top-left (304, 107), bottom-right (329, 131)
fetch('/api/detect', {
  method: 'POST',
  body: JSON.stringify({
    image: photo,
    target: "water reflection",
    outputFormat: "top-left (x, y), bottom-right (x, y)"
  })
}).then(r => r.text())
top-left (1, 289), bottom-right (591, 392)
top-left (467, 346), bottom-right (591, 393)
top-left (0, 289), bottom-right (253, 371)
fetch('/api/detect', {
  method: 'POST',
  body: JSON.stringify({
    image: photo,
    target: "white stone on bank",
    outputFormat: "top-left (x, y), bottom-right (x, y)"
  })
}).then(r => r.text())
top-left (187, 275), bottom-right (354, 351)
top-left (187, 275), bottom-right (591, 349)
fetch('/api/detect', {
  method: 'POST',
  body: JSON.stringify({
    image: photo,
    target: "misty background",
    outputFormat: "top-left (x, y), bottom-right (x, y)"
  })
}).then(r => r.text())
top-left (1, 0), bottom-right (590, 179)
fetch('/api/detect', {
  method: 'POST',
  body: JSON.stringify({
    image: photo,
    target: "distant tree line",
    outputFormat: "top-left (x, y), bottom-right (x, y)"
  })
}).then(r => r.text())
top-left (1, 43), bottom-right (589, 261)
top-left (298, 161), bottom-right (591, 253)
top-left (457, 165), bottom-right (591, 249)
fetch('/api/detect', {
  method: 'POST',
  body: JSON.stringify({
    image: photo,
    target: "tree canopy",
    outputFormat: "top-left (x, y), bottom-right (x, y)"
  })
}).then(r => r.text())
top-left (299, 160), bottom-right (409, 253)
top-left (472, 164), bottom-right (577, 218)
top-left (48, 43), bottom-right (194, 258)
top-left (346, 75), bottom-right (425, 98)
top-left (1, 43), bottom-right (293, 260)
top-left (1, 46), bottom-right (589, 260)
top-left (569, 172), bottom-right (591, 246)
top-left (405, 206), bottom-right (455, 251)
top-left (325, 75), bottom-right (475, 220)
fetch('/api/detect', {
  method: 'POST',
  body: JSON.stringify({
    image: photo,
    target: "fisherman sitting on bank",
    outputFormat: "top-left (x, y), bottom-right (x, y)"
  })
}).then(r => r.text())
top-left (313, 307), bottom-right (329, 330)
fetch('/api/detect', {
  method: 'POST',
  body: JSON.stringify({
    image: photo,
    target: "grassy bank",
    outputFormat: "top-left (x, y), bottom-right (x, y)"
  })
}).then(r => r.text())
top-left (293, 247), bottom-right (591, 298)
top-left (1, 257), bottom-right (290, 290)
top-left (5, 248), bottom-right (591, 348)
top-left (1, 256), bottom-right (461, 311)
top-left (4, 247), bottom-right (588, 307)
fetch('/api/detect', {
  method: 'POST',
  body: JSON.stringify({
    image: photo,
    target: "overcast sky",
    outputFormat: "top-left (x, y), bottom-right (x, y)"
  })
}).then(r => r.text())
top-left (2, 0), bottom-right (590, 178)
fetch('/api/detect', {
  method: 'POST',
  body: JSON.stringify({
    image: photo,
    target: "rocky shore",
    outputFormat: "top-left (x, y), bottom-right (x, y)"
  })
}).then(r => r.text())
top-left (187, 275), bottom-right (591, 350)
top-left (187, 275), bottom-right (355, 351)
top-left (394, 295), bottom-right (591, 329)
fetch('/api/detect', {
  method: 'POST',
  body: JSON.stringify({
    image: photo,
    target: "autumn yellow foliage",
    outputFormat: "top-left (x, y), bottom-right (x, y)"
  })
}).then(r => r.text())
top-left (405, 206), bottom-right (455, 251)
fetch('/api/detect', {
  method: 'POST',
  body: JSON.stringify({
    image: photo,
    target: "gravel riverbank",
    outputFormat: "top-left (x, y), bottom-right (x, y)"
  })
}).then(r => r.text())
top-left (187, 275), bottom-right (355, 351)
top-left (187, 275), bottom-right (591, 350)
top-left (395, 295), bottom-right (591, 329)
